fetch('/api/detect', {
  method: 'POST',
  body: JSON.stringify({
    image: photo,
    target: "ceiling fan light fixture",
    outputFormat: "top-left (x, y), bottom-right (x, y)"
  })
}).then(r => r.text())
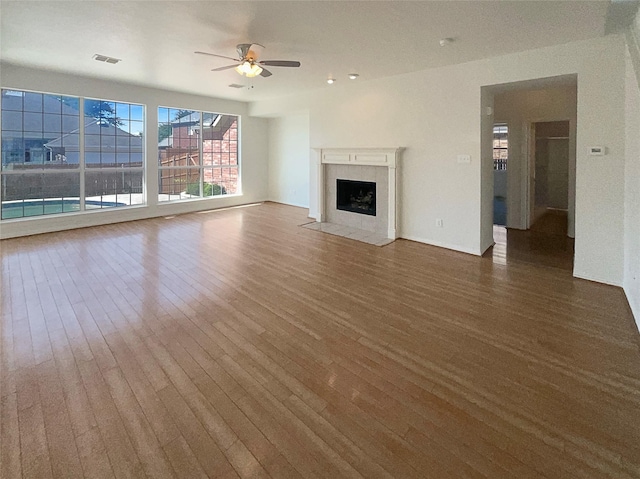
top-left (327, 78), bottom-right (336, 84)
top-left (348, 73), bottom-right (359, 80)
top-left (199, 44), bottom-right (299, 79)
top-left (236, 61), bottom-right (263, 77)
top-left (245, 65), bottom-right (263, 78)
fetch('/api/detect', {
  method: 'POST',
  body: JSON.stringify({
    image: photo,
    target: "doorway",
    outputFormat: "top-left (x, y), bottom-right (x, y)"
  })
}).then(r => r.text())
top-left (492, 124), bottom-right (508, 226)
top-left (493, 119), bottom-right (575, 270)
top-left (531, 121), bottom-right (570, 227)
top-left (482, 76), bottom-right (577, 270)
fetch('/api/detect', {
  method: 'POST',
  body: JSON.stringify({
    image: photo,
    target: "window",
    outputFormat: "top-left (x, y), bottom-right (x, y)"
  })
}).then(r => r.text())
top-left (158, 107), bottom-right (238, 202)
top-left (2, 90), bottom-right (80, 219)
top-left (84, 99), bottom-right (144, 209)
top-left (1, 89), bottom-right (145, 219)
top-left (493, 124), bottom-right (508, 171)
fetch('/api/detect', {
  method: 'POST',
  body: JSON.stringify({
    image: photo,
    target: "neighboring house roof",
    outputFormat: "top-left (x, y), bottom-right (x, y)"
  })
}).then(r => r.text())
top-left (1, 92), bottom-right (143, 153)
top-left (1, 91), bottom-right (82, 142)
top-left (45, 119), bottom-right (143, 151)
top-left (1, 90), bottom-right (81, 117)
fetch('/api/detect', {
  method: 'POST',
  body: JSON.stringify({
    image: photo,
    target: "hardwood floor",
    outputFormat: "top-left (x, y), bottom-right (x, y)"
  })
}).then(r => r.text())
top-left (490, 210), bottom-right (575, 271)
top-left (2, 202), bottom-right (639, 478)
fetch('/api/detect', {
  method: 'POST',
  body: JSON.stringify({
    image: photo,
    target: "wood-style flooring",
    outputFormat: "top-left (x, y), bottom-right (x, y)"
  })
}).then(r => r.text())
top-left (490, 210), bottom-right (575, 271)
top-left (1, 202), bottom-right (639, 478)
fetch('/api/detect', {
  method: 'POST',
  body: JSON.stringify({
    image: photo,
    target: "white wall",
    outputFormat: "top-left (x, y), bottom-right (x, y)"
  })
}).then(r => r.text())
top-left (625, 23), bottom-right (640, 331)
top-left (493, 86), bottom-right (577, 234)
top-left (267, 111), bottom-right (310, 208)
top-left (628, 13), bottom-right (640, 88)
top-left (0, 63), bottom-right (269, 239)
top-left (480, 88), bottom-right (496, 252)
top-left (252, 35), bottom-right (627, 286)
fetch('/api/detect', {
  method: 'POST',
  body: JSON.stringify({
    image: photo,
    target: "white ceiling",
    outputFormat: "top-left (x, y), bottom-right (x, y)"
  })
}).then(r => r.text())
top-left (0, 1), bottom-right (612, 102)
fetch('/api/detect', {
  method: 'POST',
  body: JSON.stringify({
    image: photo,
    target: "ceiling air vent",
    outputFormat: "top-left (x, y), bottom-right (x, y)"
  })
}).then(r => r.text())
top-left (93, 54), bottom-right (121, 64)
top-left (228, 84), bottom-right (244, 89)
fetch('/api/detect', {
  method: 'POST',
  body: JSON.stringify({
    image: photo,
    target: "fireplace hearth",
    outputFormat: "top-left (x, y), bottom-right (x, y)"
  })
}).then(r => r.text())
top-left (336, 179), bottom-right (376, 216)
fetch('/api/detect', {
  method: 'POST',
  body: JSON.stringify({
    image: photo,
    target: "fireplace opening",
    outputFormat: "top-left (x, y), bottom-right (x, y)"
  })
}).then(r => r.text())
top-left (336, 179), bottom-right (376, 216)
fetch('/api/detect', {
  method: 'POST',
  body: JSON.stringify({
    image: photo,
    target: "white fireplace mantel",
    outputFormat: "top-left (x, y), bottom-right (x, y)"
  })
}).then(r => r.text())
top-left (314, 147), bottom-right (403, 239)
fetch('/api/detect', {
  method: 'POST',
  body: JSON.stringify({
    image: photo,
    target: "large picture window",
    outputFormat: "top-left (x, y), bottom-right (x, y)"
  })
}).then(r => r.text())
top-left (84, 98), bottom-right (144, 209)
top-left (158, 107), bottom-right (238, 202)
top-left (1, 89), bottom-right (145, 219)
top-left (1, 90), bottom-right (81, 219)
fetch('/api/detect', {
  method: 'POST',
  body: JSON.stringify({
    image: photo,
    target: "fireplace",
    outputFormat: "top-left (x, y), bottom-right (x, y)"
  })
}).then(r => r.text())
top-left (336, 179), bottom-right (376, 216)
top-left (314, 147), bottom-right (402, 240)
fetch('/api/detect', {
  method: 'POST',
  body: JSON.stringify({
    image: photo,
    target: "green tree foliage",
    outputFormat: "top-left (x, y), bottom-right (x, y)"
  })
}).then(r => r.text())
top-left (85, 100), bottom-right (123, 127)
top-left (186, 182), bottom-right (227, 197)
top-left (158, 124), bottom-right (172, 143)
top-left (174, 109), bottom-right (194, 120)
top-left (158, 110), bottom-right (194, 143)
top-left (59, 98), bottom-right (122, 127)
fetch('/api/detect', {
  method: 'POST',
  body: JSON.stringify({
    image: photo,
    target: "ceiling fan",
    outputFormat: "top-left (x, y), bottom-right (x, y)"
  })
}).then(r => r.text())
top-left (194, 43), bottom-right (301, 78)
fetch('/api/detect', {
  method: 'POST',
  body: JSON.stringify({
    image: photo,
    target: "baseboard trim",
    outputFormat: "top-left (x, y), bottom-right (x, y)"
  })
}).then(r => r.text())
top-left (573, 270), bottom-right (622, 288)
top-left (401, 234), bottom-right (481, 256)
top-left (266, 199), bottom-right (310, 209)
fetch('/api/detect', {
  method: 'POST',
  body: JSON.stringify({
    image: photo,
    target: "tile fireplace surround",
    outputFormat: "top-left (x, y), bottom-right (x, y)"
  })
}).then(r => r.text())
top-left (313, 148), bottom-right (402, 242)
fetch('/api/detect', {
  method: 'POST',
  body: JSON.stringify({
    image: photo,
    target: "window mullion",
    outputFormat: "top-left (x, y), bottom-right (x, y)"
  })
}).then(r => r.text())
top-left (199, 114), bottom-right (204, 197)
top-left (79, 98), bottom-right (85, 211)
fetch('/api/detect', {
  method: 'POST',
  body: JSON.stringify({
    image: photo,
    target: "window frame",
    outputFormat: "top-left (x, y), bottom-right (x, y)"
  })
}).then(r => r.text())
top-left (82, 96), bottom-right (146, 209)
top-left (157, 106), bottom-right (240, 203)
top-left (1, 88), bottom-right (146, 220)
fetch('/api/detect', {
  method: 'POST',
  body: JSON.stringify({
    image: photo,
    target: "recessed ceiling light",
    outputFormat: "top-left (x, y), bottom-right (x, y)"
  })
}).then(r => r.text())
top-left (439, 38), bottom-right (454, 47)
top-left (348, 73), bottom-right (359, 80)
top-left (93, 54), bottom-right (121, 64)
top-left (327, 78), bottom-right (336, 84)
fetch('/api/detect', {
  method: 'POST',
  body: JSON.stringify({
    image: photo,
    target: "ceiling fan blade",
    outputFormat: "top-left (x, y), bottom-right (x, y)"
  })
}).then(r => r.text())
top-left (237, 43), bottom-right (265, 61)
top-left (194, 51), bottom-right (238, 62)
top-left (211, 64), bottom-right (238, 72)
top-left (248, 43), bottom-right (264, 61)
top-left (236, 44), bottom-right (250, 59)
top-left (259, 60), bottom-right (301, 68)
top-left (259, 68), bottom-right (273, 78)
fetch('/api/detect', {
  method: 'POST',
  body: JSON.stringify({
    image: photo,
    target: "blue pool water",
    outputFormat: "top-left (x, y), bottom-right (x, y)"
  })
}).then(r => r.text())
top-left (1, 199), bottom-right (125, 219)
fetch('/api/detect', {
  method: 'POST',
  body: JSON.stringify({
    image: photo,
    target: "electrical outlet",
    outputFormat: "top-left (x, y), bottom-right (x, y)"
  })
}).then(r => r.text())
top-left (436, 219), bottom-right (443, 228)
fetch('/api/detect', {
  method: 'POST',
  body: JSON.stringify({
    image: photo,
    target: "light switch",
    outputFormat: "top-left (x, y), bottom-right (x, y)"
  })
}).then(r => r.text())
top-left (457, 155), bottom-right (471, 164)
